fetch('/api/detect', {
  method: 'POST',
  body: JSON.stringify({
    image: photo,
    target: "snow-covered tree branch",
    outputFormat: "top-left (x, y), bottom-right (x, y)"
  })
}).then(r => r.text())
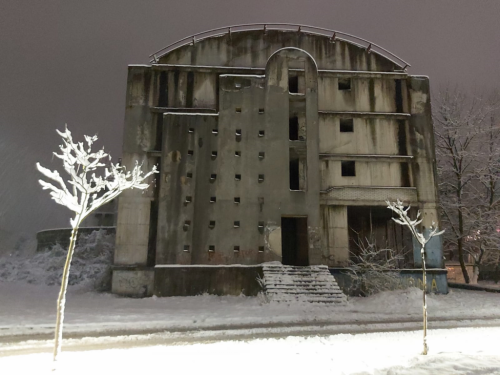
top-left (387, 200), bottom-right (444, 355)
top-left (37, 126), bottom-right (158, 364)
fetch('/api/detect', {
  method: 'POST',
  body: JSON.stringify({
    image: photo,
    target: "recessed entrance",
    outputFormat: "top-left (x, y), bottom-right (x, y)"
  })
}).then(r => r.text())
top-left (281, 217), bottom-right (309, 266)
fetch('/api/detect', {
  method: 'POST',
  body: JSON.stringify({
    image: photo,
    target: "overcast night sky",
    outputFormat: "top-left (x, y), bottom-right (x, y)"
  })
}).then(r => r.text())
top-left (1, 0), bottom-right (499, 243)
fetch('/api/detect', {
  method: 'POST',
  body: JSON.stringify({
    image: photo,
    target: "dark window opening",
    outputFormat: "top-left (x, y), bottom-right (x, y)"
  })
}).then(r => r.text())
top-left (187, 150), bottom-right (194, 156)
top-left (186, 172), bottom-right (193, 178)
top-left (210, 174), bottom-right (216, 182)
top-left (158, 71), bottom-right (168, 107)
top-left (341, 161), bottom-right (356, 176)
top-left (289, 116), bottom-right (299, 140)
top-left (235, 174), bottom-right (241, 181)
top-left (395, 79), bottom-right (403, 113)
top-left (338, 78), bottom-right (351, 91)
top-left (208, 245), bottom-right (215, 252)
top-left (183, 220), bottom-right (191, 231)
top-left (289, 158), bottom-right (300, 190)
top-left (258, 152), bottom-right (265, 159)
top-left (234, 246), bottom-right (240, 252)
top-left (258, 174), bottom-right (264, 182)
top-left (289, 75), bottom-right (299, 93)
top-left (209, 220), bottom-right (215, 228)
top-left (235, 107), bottom-right (242, 113)
top-left (186, 71), bottom-right (194, 108)
top-left (235, 151), bottom-right (241, 157)
top-left (234, 221), bottom-right (240, 228)
top-left (258, 130), bottom-right (265, 137)
top-left (211, 151), bottom-right (217, 160)
top-left (258, 221), bottom-right (264, 228)
top-left (340, 118), bottom-right (354, 132)
top-left (183, 245), bottom-right (190, 251)
top-left (210, 196), bottom-right (216, 203)
top-left (188, 128), bottom-right (194, 133)
top-left (236, 129), bottom-right (242, 136)
top-left (258, 108), bottom-right (265, 114)
top-left (185, 196), bottom-right (192, 203)
top-left (234, 197), bottom-right (240, 204)
top-left (258, 246), bottom-right (265, 252)
top-left (212, 129), bottom-right (218, 135)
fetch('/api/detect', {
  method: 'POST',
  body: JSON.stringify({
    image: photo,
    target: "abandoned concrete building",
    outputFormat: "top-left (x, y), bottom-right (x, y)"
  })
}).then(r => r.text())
top-left (111, 24), bottom-right (447, 298)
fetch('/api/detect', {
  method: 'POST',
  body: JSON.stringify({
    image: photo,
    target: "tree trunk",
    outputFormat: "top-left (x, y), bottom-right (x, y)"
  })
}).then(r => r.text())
top-left (421, 244), bottom-right (428, 355)
top-left (457, 191), bottom-right (470, 283)
top-left (53, 224), bottom-right (79, 362)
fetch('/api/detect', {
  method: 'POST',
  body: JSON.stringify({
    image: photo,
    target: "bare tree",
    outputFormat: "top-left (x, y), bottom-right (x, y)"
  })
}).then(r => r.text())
top-left (387, 200), bottom-right (444, 356)
top-left (433, 88), bottom-right (499, 283)
top-left (346, 233), bottom-right (407, 296)
top-left (37, 126), bottom-right (158, 363)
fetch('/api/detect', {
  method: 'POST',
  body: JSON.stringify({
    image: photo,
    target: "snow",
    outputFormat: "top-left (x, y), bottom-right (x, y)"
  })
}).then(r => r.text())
top-left (1, 328), bottom-right (500, 374)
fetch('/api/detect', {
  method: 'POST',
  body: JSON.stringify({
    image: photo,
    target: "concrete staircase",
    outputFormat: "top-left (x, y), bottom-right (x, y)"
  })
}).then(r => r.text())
top-left (261, 263), bottom-right (347, 304)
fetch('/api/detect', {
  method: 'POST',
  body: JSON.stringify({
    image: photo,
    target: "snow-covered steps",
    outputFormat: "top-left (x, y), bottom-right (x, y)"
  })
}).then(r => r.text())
top-left (261, 263), bottom-right (347, 304)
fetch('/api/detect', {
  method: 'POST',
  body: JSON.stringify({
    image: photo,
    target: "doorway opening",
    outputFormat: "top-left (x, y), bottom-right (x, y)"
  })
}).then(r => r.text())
top-left (281, 216), bottom-right (309, 266)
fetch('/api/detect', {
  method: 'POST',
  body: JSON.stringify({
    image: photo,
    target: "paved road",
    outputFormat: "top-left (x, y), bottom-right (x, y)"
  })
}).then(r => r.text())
top-left (2, 316), bottom-right (500, 357)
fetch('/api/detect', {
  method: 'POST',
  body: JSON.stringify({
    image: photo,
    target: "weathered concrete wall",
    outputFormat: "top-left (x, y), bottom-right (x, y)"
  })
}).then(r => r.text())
top-left (114, 66), bottom-right (157, 266)
top-left (319, 116), bottom-right (401, 155)
top-left (154, 265), bottom-right (263, 296)
top-left (320, 205), bottom-right (349, 266)
top-left (112, 267), bottom-right (154, 297)
top-left (320, 160), bottom-right (403, 187)
top-left (159, 30), bottom-right (399, 72)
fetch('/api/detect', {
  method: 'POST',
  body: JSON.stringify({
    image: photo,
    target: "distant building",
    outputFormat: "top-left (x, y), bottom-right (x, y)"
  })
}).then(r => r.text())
top-left (112, 24), bottom-right (446, 297)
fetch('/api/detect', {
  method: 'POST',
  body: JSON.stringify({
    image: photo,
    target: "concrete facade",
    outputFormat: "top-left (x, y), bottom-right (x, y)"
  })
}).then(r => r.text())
top-left (112, 27), bottom-right (445, 297)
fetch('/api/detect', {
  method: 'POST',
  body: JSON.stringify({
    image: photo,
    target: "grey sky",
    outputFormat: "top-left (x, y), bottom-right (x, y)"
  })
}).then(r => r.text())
top-left (1, 0), bottom-right (499, 239)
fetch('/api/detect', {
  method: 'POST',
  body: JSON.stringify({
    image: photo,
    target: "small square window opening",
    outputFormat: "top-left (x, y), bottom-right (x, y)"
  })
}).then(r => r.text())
top-left (234, 246), bottom-right (240, 252)
top-left (234, 197), bottom-right (241, 204)
top-left (210, 196), bottom-right (217, 203)
top-left (258, 174), bottom-right (264, 182)
top-left (259, 152), bottom-right (265, 159)
top-left (340, 118), bottom-right (354, 132)
top-left (341, 161), bottom-right (356, 176)
top-left (209, 220), bottom-right (216, 228)
top-left (338, 78), bottom-right (351, 91)
top-left (258, 130), bottom-right (265, 137)
top-left (235, 151), bottom-right (241, 157)
top-left (235, 107), bottom-right (242, 113)
top-left (187, 150), bottom-right (194, 156)
top-left (234, 221), bottom-right (240, 228)
top-left (258, 246), bottom-right (265, 252)
top-left (183, 245), bottom-right (190, 251)
top-left (188, 128), bottom-right (194, 133)
top-left (208, 245), bottom-right (215, 252)
top-left (235, 174), bottom-right (241, 181)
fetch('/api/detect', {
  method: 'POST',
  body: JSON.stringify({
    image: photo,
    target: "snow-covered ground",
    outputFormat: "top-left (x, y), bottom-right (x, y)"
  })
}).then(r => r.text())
top-left (1, 281), bottom-right (500, 340)
top-left (1, 327), bottom-right (500, 374)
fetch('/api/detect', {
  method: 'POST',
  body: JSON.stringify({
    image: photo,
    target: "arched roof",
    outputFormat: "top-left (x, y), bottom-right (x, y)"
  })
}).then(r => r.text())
top-left (151, 24), bottom-right (410, 72)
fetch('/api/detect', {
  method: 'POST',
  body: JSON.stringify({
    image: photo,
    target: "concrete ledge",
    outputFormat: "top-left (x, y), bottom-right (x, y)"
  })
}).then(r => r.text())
top-left (154, 265), bottom-right (263, 297)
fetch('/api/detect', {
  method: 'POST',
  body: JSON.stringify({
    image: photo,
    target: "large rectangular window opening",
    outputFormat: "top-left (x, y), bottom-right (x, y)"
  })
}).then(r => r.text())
top-left (288, 75), bottom-right (299, 93)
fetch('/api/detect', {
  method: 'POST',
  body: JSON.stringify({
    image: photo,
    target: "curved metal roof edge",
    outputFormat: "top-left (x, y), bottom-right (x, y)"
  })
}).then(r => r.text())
top-left (150, 23), bottom-right (410, 70)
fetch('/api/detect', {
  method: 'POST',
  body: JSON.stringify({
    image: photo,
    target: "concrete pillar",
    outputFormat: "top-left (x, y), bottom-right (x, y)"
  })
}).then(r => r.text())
top-left (407, 76), bottom-right (443, 268)
top-left (321, 205), bottom-right (349, 266)
top-left (114, 65), bottom-right (156, 266)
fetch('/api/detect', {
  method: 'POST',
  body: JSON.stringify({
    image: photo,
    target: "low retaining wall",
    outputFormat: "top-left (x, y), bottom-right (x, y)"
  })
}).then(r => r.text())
top-left (330, 268), bottom-right (448, 295)
top-left (36, 227), bottom-right (116, 251)
top-left (154, 265), bottom-right (263, 297)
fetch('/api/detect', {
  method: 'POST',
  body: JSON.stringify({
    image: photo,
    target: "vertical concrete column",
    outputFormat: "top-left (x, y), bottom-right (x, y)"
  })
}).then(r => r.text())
top-left (407, 76), bottom-right (443, 268)
top-left (321, 205), bottom-right (349, 266)
top-left (114, 65), bottom-right (156, 266)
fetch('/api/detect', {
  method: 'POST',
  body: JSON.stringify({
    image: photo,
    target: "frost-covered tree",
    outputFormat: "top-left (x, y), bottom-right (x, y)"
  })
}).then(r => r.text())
top-left (386, 200), bottom-right (444, 355)
top-left (37, 126), bottom-right (157, 363)
top-left (434, 89), bottom-right (499, 283)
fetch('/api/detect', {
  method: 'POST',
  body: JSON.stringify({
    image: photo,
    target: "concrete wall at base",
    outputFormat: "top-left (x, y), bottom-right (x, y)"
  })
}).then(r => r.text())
top-left (154, 266), bottom-right (263, 296)
top-left (112, 268), bottom-right (155, 297)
